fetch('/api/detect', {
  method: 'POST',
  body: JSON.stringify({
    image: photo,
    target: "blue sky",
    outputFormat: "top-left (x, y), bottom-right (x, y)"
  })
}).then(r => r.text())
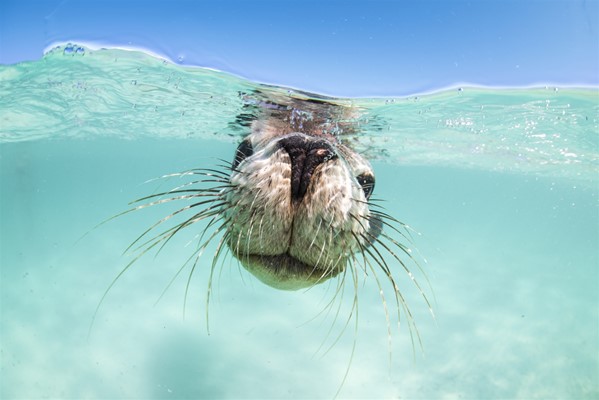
top-left (1, 0), bottom-right (598, 96)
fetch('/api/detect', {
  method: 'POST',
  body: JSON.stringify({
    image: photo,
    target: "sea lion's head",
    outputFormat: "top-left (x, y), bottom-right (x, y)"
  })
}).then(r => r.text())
top-left (97, 89), bottom-right (430, 350)
top-left (111, 89), bottom-right (426, 309)
top-left (225, 114), bottom-right (381, 290)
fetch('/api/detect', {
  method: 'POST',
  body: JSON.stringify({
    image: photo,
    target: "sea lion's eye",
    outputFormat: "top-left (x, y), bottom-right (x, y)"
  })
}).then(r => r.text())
top-left (356, 173), bottom-right (375, 199)
top-left (232, 138), bottom-right (253, 170)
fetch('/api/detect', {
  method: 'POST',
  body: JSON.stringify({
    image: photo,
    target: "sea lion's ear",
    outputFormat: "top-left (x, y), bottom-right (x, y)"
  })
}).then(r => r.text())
top-left (232, 138), bottom-right (254, 170)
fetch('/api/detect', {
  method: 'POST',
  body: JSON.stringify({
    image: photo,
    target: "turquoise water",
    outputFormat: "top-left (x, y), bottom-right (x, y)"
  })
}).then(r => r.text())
top-left (1, 45), bottom-right (598, 399)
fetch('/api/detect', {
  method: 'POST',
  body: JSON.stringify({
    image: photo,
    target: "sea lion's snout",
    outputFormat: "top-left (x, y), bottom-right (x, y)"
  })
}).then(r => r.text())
top-left (224, 126), bottom-right (376, 290)
top-left (278, 133), bottom-right (338, 201)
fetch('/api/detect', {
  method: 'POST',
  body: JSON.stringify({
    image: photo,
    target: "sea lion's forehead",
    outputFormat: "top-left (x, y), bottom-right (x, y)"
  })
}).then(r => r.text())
top-left (249, 119), bottom-right (341, 149)
top-left (243, 90), bottom-right (361, 139)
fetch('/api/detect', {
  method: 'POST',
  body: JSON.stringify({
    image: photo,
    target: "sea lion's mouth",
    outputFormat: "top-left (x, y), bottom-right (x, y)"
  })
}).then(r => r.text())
top-left (235, 252), bottom-right (343, 291)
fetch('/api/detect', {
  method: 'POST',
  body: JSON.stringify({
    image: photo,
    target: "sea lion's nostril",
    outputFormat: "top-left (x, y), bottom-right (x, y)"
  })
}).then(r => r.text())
top-left (279, 134), bottom-right (337, 201)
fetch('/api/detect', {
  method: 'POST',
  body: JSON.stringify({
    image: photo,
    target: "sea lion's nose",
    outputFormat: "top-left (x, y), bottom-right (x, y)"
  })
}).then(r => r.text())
top-left (279, 134), bottom-right (337, 201)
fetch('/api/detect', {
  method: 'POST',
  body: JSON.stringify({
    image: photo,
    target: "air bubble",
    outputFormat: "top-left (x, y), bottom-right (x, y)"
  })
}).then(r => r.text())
top-left (63, 44), bottom-right (85, 56)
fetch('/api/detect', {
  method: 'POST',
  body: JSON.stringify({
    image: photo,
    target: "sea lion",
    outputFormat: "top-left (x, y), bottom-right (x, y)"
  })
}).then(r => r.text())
top-left (224, 92), bottom-right (382, 290)
top-left (101, 89), bottom-right (430, 342)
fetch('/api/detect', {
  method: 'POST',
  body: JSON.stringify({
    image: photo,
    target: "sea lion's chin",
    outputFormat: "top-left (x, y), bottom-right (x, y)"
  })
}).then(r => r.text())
top-left (234, 252), bottom-right (343, 291)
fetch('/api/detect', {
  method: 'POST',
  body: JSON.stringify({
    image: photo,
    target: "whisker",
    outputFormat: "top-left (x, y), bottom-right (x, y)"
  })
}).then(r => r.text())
top-left (125, 201), bottom-right (226, 256)
top-left (143, 169), bottom-right (231, 189)
top-left (311, 264), bottom-right (350, 357)
top-left (188, 166), bottom-right (233, 177)
top-left (205, 226), bottom-right (232, 334)
top-left (182, 220), bottom-right (230, 319)
top-left (352, 235), bottom-right (394, 365)
top-left (358, 233), bottom-right (422, 355)
top-left (378, 231), bottom-right (435, 314)
top-left (348, 213), bottom-right (422, 350)
top-left (153, 212), bottom-right (226, 307)
top-left (352, 211), bottom-right (434, 318)
top-left (130, 187), bottom-right (229, 205)
top-left (318, 255), bottom-right (360, 361)
top-left (88, 223), bottom-right (177, 339)
top-left (369, 210), bottom-right (415, 243)
top-left (333, 255), bottom-right (360, 399)
top-left (153, 204), bottom-right (227, 257)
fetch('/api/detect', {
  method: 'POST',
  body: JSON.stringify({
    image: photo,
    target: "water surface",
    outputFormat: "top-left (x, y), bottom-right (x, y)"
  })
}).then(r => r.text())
top-left (1, 45), bottom-right (598, 399)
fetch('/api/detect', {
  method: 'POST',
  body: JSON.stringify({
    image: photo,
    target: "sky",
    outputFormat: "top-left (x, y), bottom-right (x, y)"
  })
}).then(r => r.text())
top-left (1, 0), bottom-right (598, 96)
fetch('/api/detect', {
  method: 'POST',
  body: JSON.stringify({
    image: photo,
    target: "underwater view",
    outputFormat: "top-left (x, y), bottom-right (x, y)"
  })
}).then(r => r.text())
top-left (1, 45), bottom-right (598, 399)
